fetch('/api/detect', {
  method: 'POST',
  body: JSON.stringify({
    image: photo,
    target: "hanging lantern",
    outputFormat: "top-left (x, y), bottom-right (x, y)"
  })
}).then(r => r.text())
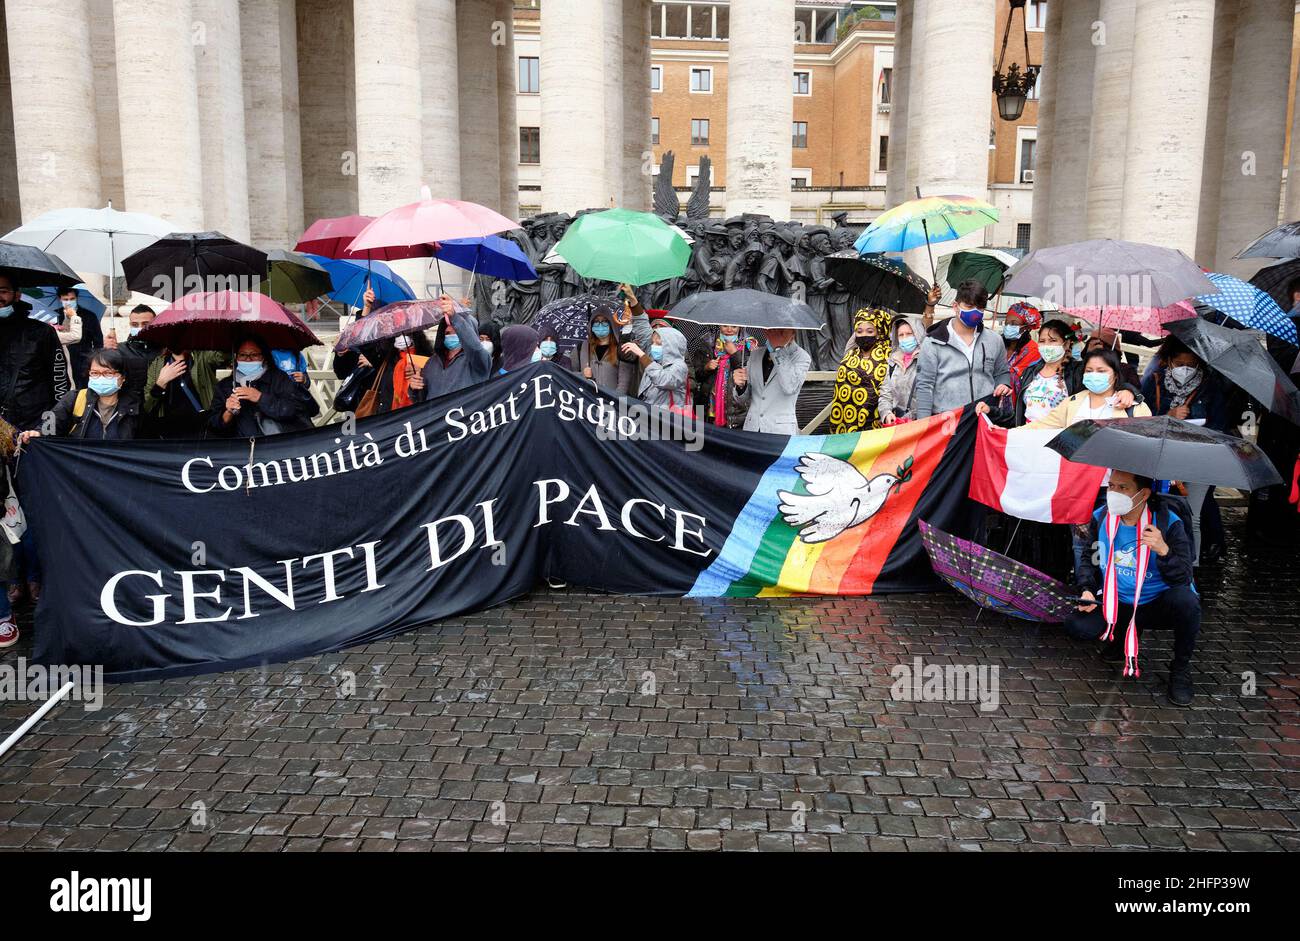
top-left (993, 0), bottom-right (1040, 122)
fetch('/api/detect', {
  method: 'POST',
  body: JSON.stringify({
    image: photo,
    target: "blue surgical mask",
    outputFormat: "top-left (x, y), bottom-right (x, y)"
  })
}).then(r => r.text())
top-left (650, 345), bottom-right (664, 362)
top-left (958, 307), bottom-right (983, 328)
top-left (88, 376), bottom-right (120, 396)
top-left (899, 336), bottom-right (918, 354)
top-left (1071, 342), bottom-right (1084, 361)
top-left (236, 360), bottom-right (264, 378)
top-left (0, 306), bottom-right (13, 319)
top-left (591, 322), bottom-right (611, 339)
top-left (1082, 371), bottom-right (1112, 394)
top-left (129, 327), bottom-right (142, 338)
top-left (540, 340), bottom-right (557, 357)
top-left (1002, 325), bottom-right (1021, 341)
top-left (444, 334), bottom-right (461, 351)
top-left (530, 348), bottom-right (543, 363)
top-left (720, 331), bottom-right (739, 344)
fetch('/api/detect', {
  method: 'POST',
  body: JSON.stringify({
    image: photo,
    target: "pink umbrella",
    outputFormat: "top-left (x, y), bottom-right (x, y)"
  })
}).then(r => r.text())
top-left (294, 215), bottom-right (376, 260)
top-left (140, 291), bottom-right (320, 352)
top-left (1063, 300), bottom-right (1196, 335)
top-left (347, 197), bottom-right (518, 260)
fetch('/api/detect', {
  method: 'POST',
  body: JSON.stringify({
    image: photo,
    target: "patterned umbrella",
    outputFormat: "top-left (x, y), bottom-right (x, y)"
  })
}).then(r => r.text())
top-left (1062, 300), bottom-right (1197, 335)
top-left (534, 294), bottom-right (622, 356)
top-left (918, 520), bottom-right (1082, 623)
top-left (334, 300), bottom-right (447, 351)
top-left (1193, 271), bottom-right (1298, 345)
top-left (825, 250), bottom-right (930, 312)
top-left (854, 194), bottom-right (999, 276)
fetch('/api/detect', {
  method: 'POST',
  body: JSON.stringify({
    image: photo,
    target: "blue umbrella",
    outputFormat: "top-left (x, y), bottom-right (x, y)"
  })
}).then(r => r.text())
top-left (304, 253), bottom-right (415, 309)
top-left (434, 236), bottom-right (537, 281)
top-left (1194, 271), bottom-right (1298, 345)
top-left (27, 285), bottom-right (106, 322)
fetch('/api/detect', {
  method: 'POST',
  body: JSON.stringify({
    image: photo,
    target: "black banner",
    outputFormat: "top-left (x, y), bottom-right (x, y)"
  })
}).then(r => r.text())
top-left (20, 364), bottom-right (979, 682)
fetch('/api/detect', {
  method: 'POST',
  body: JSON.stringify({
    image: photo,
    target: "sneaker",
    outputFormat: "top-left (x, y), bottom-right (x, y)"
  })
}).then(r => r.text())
top-left (1168, 665), bottom-right (1194, 706)
top-left (0, 618), bottom-right (18, 649)
top-left (545, 577), bottom-right (567, 589)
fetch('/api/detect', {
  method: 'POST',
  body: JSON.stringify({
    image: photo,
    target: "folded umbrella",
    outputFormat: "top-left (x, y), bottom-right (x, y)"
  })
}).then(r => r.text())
top-left (1165, 317), bottom-right (1300, 424)
top-left (1045, 416), bottom-right (1282, 490)
top-left (262, 250), bottom-right (333, 305)
top-left (668, 288), bottom-right (824, 332)
top-left (304, 254), bottom-right (415, 309)
top-left (1004, 239), bottom-right (1216, 311)
top-left (1193, 271), bottom-right (1297, 345)
top-left (533, 294), bottom-right (621, 356)
top-left (334, 300), bottom-right (448, 352)
top-left (825, 250), bottom-right (930, 313)
top-left (121, 231), bottom-right (268, 301)
top-left (1234, 220), bottom-right (1300, 260)
top-left (552, 208), bottom-right (690, 285)
top-left (0, 240), bottom-right (80, 289)
top-left (918, 519), bottom-right (1082, 623)
top-left (139, 291), bottom-right (320, 352)
top-left (434, 236), bottom-right (538, 281)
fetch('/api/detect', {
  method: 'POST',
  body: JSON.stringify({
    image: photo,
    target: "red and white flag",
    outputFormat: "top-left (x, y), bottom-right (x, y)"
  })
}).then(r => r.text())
top-left (969, 418), bottom-right (1107, 524)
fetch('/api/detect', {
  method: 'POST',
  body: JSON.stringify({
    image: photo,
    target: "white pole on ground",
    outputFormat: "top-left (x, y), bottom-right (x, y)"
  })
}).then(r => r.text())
top-left (0, 682), bottom-right (74, 761)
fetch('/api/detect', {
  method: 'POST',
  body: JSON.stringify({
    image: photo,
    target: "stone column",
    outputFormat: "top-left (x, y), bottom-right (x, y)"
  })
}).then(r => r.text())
top-left (885, 0), bottom-right (913, 210)
top-left (88, 0), bottom-right (124, 210)
top-left (496, 0), bottom-right (520, 219)
top-left (241, 0), bottom-right (304, 248)
top-left (540, 0), bottom-right (606, 212)
top-left (1285, 24), bottom-right (1300, 221)
top-left (195, 0), bottom-right (251, 241)
top-left (458, 0), bottom-right (502, 210)
top-left (903, 0), bottom-right (930, 206)
top-left (422, 0), bottom-right (461, 201)
top-left (1119, 0), bottom-right (1216, 256)
top-left (1214, 0), bottom-right (1294, 278)
top-left (297, 0), bottom-right (358, 223)
top-left (1084, 0), bottom-right (1135, 240)
top-left (602, 0), bottom-right (625, 209)
top-left (1028, 0), bottom-right (1061, 248)
top-left (115, 0), bottom-right (204, 230)
top-left (354, 0), bottom-right (422, 215)
top-left (1045, 0), bottom-right (1098, 245)
top-left (621, 0), bottom-right (653, 212)
top-left (1195, 0), bottom-right (1239, 265)
top-left (910, 0), bottom-right (995, 256)
top-left (725, 0), bottom-right (795, 217)
top-left (5, 0), bottom-right (102, 218)
top-left (0, 4), bottom-right (19, 232)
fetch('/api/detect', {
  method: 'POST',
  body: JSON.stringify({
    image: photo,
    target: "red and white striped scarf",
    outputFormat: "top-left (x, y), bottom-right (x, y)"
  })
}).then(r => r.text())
top-left (1099, 506), bottom-right (1151, 678)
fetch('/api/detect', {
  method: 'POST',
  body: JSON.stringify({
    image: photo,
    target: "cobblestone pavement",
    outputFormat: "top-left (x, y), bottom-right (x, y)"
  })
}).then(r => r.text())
top-left (0, 509), bottom-right (1297, 852)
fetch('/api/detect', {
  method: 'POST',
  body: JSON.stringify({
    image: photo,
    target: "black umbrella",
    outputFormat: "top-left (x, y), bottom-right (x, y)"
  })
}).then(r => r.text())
top-left (1046, 417), bottom-right (1281, 490)
top-left (0, 240), bottom-right (80, 289)
top-left (262, 249), bottom-right (332, 304)
top-left (1248, 257), bottom-right (1300, 311)
top-left (825, 250), bottom-right (930, 313)
top-left (668, 288), bottom-right (824, 331)
top-left (120, 231), bottom-right (269, 301)
top-left (1165, 317), bottom-right (1300, 424)
top-left (532, 294), bottom-right (622, 357)
top-left (1235, 220), bottom-right (1300, 260)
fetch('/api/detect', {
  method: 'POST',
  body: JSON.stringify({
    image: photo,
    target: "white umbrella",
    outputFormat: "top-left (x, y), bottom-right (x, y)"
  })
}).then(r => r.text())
top-left (3, 204), bottom-right (174, 310)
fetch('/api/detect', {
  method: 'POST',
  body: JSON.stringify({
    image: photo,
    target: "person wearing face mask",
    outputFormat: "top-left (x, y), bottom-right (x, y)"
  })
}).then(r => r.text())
top-left (1021, 348), bottom-right (1147, 429)
top-left (210, 337), bottom-right (319, 437)
top-left (1142, 336), bottom-right (1230, 564)
top-left (579, 311), bottom-right (636, 395)
top-left (913, 280), bottom-right (1012, 419)
top-left (420, 297), bottom-right (492, 399)
top-left (1010, 319), bottom-right (1088, 426)
top-left (1001, 302), bottom-right (1042, 398)
top-left (333, 324), bottom-right (434, 417)
top-left (536, 329), bottom-right (573, 370)
top-left (877, 314), bottom-right (926, 425)
top-left (1067, 471), bottom-right (1200, 705)
top-left (0, 274), bottom-right (72, 432)
top-left (54, 287), bottom-right (103, 389)
top-left (831, 307), bottom-right (894, 433)
top-left (688, 323), bottom-right (751, 428)
top-left (19, 349), bottom-right (140, 441)
top-left (477, 321), bottom-right (503, 375)
top-left (731, 326), bottom-right (812, 434)
top-left (626, 294), bottom-right (690, 413)
top-left (498, 324), bottom-right (541, 374)
top-left (108, 305), bottom-right (161, 416)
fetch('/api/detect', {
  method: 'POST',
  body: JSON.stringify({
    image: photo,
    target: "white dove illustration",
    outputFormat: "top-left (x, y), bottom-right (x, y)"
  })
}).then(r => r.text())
top-left (777, 453), bottom-right (913, 544)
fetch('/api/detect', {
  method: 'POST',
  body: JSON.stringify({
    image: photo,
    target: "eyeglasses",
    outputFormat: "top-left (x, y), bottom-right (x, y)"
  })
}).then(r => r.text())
top-left (87, 370), bottom-right (121, 379)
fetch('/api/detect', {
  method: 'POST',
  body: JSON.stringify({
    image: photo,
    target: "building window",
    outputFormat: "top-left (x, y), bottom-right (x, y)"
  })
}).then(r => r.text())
top-left (518, 57), bottom-right (539, 94)
top-left (792, 121), bottom-right (808, 149)
top-left (1016, 223), bottom-right (1032, 251)
top-left (651, 117), bottom-right (660, 145)
top-left (793, 70), bottom-right (811, 96)
top-left (879, 67), bottom-right (892, 104)
top-left (690, 67), bottom-right (712, 93)
top-left (690, 2), bottom-right (715, 39)
top-left (878, 135), bottom-right (889, 172)
top-left (1026, 1), bottom-right (1048, 29)
top-left (691, 118), bottom-right (710, 146)
top-left (519, 127), bottom-right (540, 164)
top-left (791, 169), bottom-right (812, 188)
top-left (1019, 138), bottom-right (1037, 182)
top-left (651, 65), bottom-right (662, 92)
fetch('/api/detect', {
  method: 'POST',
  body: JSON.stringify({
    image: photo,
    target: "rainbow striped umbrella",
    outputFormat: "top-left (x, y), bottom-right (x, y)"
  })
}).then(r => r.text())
top-left (854, 194), bottom-right (999, 276)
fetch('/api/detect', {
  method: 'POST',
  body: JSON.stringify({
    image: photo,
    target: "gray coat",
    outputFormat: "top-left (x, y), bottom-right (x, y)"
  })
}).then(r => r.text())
top-left (876, 314), bottom-right (926, 421)
top-left (735, 341), bottom-right (812, 434)
top-left (631, 313), bottom-right (689, 410)
top-left (912, 318), bottom-right (1011, 418)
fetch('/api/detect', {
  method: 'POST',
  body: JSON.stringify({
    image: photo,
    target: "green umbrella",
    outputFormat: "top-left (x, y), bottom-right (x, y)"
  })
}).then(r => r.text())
top-left (940, 248), bottom-right (1017, 294)
top-left (261, 249), bottom-right (333, 304)
top-left (552, 208), bottom-right (691, 285)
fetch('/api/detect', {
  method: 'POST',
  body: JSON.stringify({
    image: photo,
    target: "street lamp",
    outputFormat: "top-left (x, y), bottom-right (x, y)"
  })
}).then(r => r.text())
top-left (993, 0), bottom-right (1039, 122)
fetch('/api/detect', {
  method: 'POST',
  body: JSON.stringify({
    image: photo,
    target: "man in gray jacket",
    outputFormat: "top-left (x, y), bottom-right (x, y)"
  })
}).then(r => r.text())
top-left (732, 328), bottom-right (812, 434)
top-left (912, 280), bottom-right (1011, 418)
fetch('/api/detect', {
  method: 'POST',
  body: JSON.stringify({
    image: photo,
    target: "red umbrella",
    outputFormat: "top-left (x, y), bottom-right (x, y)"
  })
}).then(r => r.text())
top-left (140, 291), bottom-right (320, 352)
top-left (295, 215), bottom-right (412, 263)
top-left (347, 197), bottom-right (518, 260)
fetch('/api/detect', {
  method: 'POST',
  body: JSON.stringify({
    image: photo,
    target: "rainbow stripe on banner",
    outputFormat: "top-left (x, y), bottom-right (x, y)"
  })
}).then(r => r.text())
top-left (689, 411), bottom-right (962, 597)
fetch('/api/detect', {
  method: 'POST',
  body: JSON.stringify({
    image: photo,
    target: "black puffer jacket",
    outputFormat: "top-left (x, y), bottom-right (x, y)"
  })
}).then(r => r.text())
top-left (208, 365), bottom-right (319, 437)
top-left (0, 300), bottom-right (71, 430)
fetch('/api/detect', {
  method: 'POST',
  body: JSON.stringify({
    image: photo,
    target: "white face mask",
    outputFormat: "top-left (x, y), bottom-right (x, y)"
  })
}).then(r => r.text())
top-left (1106, 490), bottom-right (1144, 517)
top-left (1170, 365), bottom-right (1199, 385)
top-left (394, 335), bottom-right (413, 350)
top-left (481, 340), bottom-right (493, 356)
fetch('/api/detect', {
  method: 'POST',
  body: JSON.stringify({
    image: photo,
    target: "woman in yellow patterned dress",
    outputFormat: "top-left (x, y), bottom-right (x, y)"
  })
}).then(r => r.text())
top-left (830, 307), bottom-right (894, 434)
